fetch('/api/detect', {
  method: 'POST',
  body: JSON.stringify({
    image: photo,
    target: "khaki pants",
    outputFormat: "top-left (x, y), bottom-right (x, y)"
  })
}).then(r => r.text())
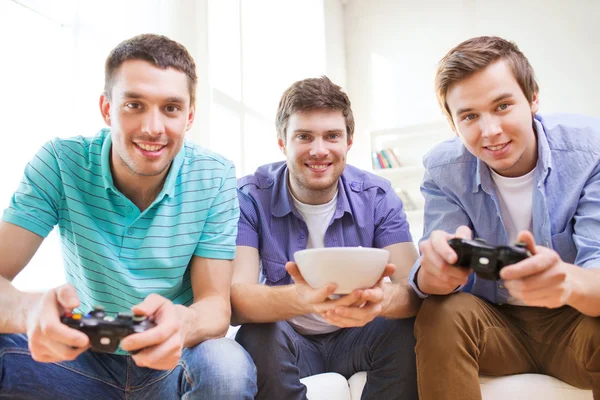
top-left (415, 292), bottom-right (600, 400)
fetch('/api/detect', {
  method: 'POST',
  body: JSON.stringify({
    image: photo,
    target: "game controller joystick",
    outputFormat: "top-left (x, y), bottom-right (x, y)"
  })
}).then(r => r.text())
top-left (448, 238), bottom-right (531, 280)
top-left (61, 305), bottom-right (156, 353)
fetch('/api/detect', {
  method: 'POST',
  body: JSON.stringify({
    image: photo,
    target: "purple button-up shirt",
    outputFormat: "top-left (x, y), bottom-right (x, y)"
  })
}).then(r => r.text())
top-left (237, 161), bottom-right (412, 286)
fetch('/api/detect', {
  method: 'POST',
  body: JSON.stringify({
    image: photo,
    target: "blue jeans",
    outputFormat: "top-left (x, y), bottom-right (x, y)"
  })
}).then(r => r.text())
top-left (236, 317), bottom-right (417, 400)
top-left (0, 334), bottom-right (257, 399)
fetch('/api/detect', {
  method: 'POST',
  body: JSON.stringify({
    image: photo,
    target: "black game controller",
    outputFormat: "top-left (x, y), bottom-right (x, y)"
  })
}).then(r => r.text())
top-left (448, 238), bottom-right (531, 280)
top-left (61, 305), bottom-right (156, 353)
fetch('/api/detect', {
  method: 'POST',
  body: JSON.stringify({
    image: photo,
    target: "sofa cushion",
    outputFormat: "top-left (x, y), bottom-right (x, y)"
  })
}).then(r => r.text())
top-left (300, 372), bottom-right (351, 400)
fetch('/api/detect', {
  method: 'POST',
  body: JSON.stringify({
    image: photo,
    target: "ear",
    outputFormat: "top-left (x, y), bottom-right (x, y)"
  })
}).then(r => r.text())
top-left (185, 105), bottom-right (196, 132)
top-left (346, 135), bottom-right (353, 151)
top-left (278, 137), bottom-right (286, 156)
top-left (530, 92), bottom-right (540, 114)
top-left (99, 94), bottom-right (111, 126)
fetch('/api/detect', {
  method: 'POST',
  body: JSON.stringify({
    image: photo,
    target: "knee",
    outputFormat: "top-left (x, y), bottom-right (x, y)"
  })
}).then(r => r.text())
top-left (235, 322), bottom-right (290, 357)
top-left (415, 293), bottom-right (481, 341)
top-left (573, 316), bottom-right (600, 368)
top-left (184, 337), bottom-right (256, 394)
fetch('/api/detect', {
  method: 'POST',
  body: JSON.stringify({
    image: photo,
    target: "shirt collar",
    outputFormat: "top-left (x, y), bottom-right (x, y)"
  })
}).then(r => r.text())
top-left (100, 130), bottom-right (185, 198)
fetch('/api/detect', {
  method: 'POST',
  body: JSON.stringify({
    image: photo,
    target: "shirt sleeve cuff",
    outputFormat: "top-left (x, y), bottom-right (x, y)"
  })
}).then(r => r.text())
top-left (408, 259), bottom-right (465, 299)
top-left (408, 259), bottom-right (430, 299)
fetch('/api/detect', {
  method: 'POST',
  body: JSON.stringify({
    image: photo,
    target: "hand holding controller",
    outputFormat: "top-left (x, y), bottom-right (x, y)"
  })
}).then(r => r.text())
top-left (61, 305), bottom-right (156, 353)
top-left (448, 238), bottom-right (531, 280)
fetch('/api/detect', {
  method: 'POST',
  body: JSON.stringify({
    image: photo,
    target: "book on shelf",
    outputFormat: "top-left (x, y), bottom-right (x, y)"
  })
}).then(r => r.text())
top-left (371, 148), bottom-right (402, 169)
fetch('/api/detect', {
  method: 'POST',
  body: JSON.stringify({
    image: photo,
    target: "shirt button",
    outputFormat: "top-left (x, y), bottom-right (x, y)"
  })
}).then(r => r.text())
top-left (127, 228), bottom-right (134, 235)
top-left (499, 284), bottom-right (505, 289)
top-left (126, 206), bottom-right (133, 212)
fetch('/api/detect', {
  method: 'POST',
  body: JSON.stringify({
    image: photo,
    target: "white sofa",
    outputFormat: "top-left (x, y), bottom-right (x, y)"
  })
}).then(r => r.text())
top-left (302, 371), bottom-right (593, 400)
top-left (227, 327), bottom-right (593, 399)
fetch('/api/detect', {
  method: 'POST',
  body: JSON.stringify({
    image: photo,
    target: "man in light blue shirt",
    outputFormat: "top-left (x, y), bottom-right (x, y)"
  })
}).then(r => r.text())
top-left (0, 34), bottom-right (256, 399)
top-left (410, 36), bottom-right (600, 399)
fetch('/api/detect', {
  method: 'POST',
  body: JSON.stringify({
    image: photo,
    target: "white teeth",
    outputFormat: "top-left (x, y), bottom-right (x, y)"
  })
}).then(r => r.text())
top-left (137, 143), bottom-right (164, 151)
top-left (308, 165), bottom-right (328, 170)
top-left (487, 143), bottom-right (506, 151)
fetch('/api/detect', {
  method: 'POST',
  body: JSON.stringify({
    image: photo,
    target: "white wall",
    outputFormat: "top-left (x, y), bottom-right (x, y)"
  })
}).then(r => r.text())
top-left (343, 0), bottom-right (600, 169)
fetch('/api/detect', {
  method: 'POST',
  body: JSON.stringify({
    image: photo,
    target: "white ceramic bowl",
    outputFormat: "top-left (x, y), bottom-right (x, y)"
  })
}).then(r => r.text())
top-left (293, 247), bottom-right (390, 294)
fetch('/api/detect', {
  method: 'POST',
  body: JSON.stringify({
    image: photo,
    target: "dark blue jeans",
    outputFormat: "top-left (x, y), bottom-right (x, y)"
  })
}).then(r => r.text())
top-left (236, 317), bottom-right (417, 400)
top-left (0, 333), bottom-right (257, 399)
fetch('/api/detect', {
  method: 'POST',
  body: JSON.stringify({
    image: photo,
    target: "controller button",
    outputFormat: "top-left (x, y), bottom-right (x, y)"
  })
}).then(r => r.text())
top-left (100, 337), bottom-right (111, 345)
top-left (132, 315), bottom-right (147, 322)
top-left (64, 312), bottom-right (73, 318)
top-left (72, 314), bottom-right (82, 320)
top-left (93, 305), bottom-right (105, 311)
top-left (117, 312), bottom-right (133, 319)
top-left (479, 257), bottom-right (490, 265)
top-left (104, 316), bottom-right (115, 322)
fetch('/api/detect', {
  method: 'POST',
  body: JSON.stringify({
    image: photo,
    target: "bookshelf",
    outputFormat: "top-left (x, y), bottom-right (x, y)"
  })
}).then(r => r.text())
top-left (370, 121), bottom-right (454, 243)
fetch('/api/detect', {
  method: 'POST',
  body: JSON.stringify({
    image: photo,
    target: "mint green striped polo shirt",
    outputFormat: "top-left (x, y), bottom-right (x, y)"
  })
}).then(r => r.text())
top-left (3, 129), bottom-right (239, 316)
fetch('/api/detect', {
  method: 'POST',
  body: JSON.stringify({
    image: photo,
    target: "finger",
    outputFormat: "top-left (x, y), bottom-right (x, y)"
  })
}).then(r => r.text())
top-left (381, 264), bottom-right (396, 279)
top-left (429, 232), bottom-right (459, 265)
top-left (313, 291), bottom-right (362, 312)
top-left (323, 304), bottom-right (380, 327)
top-left (44, 317), bottom-right (90, 348)
top-left (132, 293), bottom-right (168, 317)
top-left (309, 282), bottom-right (338, 303)
top-left (121, 320), bottom-right (175, 352)
top-left (500, 250), bottom-right (557, 280)
top-left (503, 268), bottom-right (566, 294)
top-left (46, 341), bottom-right (89, 362)
top-left (419, 267), bottom-right (468, 291)
top-left (285, 262), bottom-right (307, 285)
top-left (360, 287), bottom-right (384, 304)
top-left (516, 230), bottom-right (537, 253)
top-left (455, 225), bottom-right (473, 240)
top-left (131, 333), bottom-right (182, 370)
top-left (55, 284), bottom-right (80, 311)
top-left (423, 242), bottom-right (469, 281)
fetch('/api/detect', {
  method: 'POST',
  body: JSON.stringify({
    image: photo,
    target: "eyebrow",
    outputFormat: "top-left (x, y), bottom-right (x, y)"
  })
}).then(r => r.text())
top-left (455, 93), bottom-right (514, 116)
top-left (122, 92), bottom-right (186, 104)
top-left (292, 129), bottom-right (344, 134)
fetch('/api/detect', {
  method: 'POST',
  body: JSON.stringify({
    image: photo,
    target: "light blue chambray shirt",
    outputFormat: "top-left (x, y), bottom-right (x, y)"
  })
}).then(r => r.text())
top-left (409, 114), bottom-right (600, 304)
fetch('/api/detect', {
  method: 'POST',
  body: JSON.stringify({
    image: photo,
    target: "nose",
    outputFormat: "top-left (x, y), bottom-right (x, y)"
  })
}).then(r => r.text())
top-left (141, 107), bottom-right (164, 137)
top-left (308, 137), bottom-right (329, 158)
top-left (479, 114), bottom-right (502, 138)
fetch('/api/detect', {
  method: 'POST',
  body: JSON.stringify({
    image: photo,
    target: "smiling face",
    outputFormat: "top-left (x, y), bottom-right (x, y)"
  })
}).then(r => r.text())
top-left (99, 59), bottom-right (195, 186)
top-left (279, 109), bottom-right (352, 205)
top-left (446, 59), bottom-right (539, 177)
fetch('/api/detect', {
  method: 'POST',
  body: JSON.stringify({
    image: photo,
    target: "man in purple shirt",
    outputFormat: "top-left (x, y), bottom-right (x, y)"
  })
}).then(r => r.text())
top-left (231, 76), bottom-right (419, 399)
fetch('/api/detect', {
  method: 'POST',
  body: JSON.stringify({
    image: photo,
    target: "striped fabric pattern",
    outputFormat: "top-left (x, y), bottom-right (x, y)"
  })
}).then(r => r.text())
top-left (3, 129), bottom-right (239, 315)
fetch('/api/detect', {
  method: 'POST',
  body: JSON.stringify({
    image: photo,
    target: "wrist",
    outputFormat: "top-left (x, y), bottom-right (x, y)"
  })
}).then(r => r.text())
top-left (566, 263), bottom-right (587, 307)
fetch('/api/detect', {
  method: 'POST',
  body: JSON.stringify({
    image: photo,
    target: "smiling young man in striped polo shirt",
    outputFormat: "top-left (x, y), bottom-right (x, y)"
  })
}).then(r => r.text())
top-left (0, 34), bottom-right (256, 399)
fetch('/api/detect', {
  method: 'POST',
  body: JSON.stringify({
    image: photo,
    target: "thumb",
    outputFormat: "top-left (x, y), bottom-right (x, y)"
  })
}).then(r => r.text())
top-left (381, 263), bottom-right (396, 279)
top-left (56, 284), bottom-right (80, 311)
top-left (516, 230), bottom-right (536, 254)
top-left (285, 262), bottom-right (307, 284)
top-left (455, 225), bottom-right (473, 240)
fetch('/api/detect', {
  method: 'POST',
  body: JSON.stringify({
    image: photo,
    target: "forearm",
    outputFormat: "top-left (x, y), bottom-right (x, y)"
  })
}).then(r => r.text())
top-left (231, 283), bottom-right (310, 324)
top-left (567, 266), bottom-right (600, 317)
top-left (176, 296), bottom-right (231, 348)
top-left (0, 277), bottom-right (43, 333)
top-left (380, 282), bottom-right (421, 319)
